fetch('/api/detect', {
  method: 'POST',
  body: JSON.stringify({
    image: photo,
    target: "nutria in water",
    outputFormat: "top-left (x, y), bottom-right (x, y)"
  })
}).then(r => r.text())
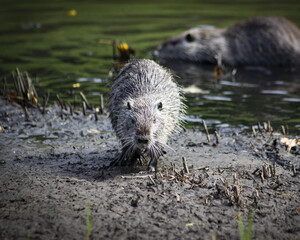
top-left (109, 59), bottom-right (185, 171)
top-left (158, 16), bottom-right (300, 68)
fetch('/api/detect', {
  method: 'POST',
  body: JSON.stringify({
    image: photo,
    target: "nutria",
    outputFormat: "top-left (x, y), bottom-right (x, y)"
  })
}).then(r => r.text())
top-left (109, 59), bottom-right (185, 171)
top-left (158, 16), bottom-right (300, 68)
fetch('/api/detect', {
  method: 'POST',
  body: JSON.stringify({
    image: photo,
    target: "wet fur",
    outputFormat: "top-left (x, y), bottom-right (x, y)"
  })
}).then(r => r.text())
top-left (109, 59), bottom-right (185, 170)
top-left (158, 16), bottom-right (300, 67)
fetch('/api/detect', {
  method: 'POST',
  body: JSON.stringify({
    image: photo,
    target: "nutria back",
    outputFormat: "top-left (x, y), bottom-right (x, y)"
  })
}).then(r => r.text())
top-left (158, 16), bottom-right (300, 68)
top-left (109, 59), bottom-right (185, 170)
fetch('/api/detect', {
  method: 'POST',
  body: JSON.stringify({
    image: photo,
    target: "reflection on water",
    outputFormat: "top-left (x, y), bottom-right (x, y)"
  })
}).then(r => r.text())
top-left (0, 0), bottom-right (299, 134)
top-left (160, 59), bottom-right (300, 133)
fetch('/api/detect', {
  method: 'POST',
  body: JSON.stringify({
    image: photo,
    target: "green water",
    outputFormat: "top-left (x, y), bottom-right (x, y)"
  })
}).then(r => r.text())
top-left (0, 0), bottom-right (299, 133)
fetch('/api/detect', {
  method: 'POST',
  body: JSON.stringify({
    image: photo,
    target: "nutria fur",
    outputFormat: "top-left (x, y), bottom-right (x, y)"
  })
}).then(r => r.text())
top-left (109, 59), bottom-right (185, 171)
top-left (158, 16), bottom-right (300, 68)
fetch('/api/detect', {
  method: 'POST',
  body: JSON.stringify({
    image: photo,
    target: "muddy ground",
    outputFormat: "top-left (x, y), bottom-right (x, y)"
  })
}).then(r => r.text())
top-left (0, 99), bottom-right (299, 240)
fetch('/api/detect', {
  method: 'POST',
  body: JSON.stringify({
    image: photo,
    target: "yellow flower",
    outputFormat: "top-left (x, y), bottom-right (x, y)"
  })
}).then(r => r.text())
top-left (117, 43), bottom-right (129, 51)
top-left (68, 9), bottom-right (77, 16)
top-left (73, 83), bottom-right (80, 88)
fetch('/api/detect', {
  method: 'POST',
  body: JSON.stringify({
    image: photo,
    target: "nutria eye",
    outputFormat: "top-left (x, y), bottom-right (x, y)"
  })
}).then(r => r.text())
top-left (153, 118), bottom-right (156, 123)
top-left (158, 102), bottom-right (163, 111)
top-left (127, 102), bottom-right (131, 110)
top-left (131, 118), bottom-right (135, 124)
top-left (185, 33), bottom-right (195, 42)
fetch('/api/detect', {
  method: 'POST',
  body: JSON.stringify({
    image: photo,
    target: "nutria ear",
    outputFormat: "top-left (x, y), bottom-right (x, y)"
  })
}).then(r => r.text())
top-left (127, 102), bottom-right (131, 110)
top-left (185, 33), bottom-right (195, 42)
top-left (158, 102), bottom-right (163, 111)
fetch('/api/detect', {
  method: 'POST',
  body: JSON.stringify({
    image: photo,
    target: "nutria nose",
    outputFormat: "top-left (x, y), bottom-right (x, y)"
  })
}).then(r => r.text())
top-left (137, 138), bottom-right (148, 144)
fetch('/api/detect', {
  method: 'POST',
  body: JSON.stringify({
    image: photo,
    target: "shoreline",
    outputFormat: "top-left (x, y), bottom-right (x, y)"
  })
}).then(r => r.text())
top-left (0, 100), bottom-right (299, 239)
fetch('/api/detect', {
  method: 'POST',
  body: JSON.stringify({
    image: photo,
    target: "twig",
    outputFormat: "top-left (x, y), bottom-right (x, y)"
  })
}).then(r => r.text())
top-left (99, 93), bottom-right (104, 114)
top-left (249, 142), bottom-right (258, 152)
top-left (80, 91), bottom-right (90, 109)
top-left (196, 166), bottom-right (209, 171)
top-left (24, 106), bottom-right (29, 120)
top-left (281, 125), bottom-right (286, 135)
top-left (263, 122), bottom-right (268, 131)
top-left (292, 165), bottom-right (297, 177)
top-left (267, 121), bottom-right (271, 133)
top-left (257, 122), bottom-right (264, 136)
top-left (120, 174), bottom-right (153, 179)
top-left (148, 175), bottom-right (156, 185)
top-left (202, 120), bottom-right (211, 142)
top-left (182, 157), bottom-right (189, 173)
top-left (214, 131), bottom-right (220, 144)
top-left (82, 101), bottom-right (87, 116)
top-left (56, 94), bottom-right (65, 109)
top-left (94, 109), bottom-right (98, 121)
top-left (68, 102), bottom-right (73, 116)
top-left (252, 126), bottom-right (256, 137)
top-left (42, 92), bottom-right (50, 114)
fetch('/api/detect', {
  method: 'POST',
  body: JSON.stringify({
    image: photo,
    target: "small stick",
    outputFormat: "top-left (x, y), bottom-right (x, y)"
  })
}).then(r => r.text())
top-left (56, 94), bottom-right (64, 109)
top-left (263, 164), bottom-right (271, 178)
top-left (82, 101), bottom-right (87, 116)
top-left (257, 122), bottom-right (263, 135)
top-left (196, 166), bottom-right (209, 171)
top-left (259, 170), bottom-right (264, 183)
top-left (16, 68), bottom-right (26, 96)
top-left (68, 102), bottom-right (73, 116)
top-left (272, 162), bottom-right (276, 177)
top-left (148, 175), bottom-right (156, 185)
top-left (233, 173), bottom-right (237, 184)
top-left (252, 126), bottom-right (257, 137)
top-left (286, 125), bottom-right (289, 135)
top-left (281, 125), bottom-right (286, 135)
top-left (24, 106), bottom-right (29, 120)
top-left (120, 174), bottom-right (153, 179)
top-left (94, 109), bottom-right (98, 121)
top-left (202, 120), bottom-right (211, 142)
top-left (12, 72), bottom-right (20, 97)
top-left (214, 131), bottom-right (220, 144)
top-left (263, 122), bottom-right (268, 131)
top-left (99, 93), bottom-right (104, 114)
top-left (79, 91), bottom-right (90, 109)
top-left (42, 95), bottom-right (47, 114)
top-left (249, 142), bottom-right (258, 152)
top-left (182, 157), bottom-right (189, 173)
top-left (267, 121), bottom-right (271, 133)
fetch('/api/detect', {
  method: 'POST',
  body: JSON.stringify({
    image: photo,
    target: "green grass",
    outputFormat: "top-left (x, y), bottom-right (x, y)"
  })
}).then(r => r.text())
top-left (238, 209), bottom-right (254, 240)
top-left (86, 203), bottom-right (93, 240)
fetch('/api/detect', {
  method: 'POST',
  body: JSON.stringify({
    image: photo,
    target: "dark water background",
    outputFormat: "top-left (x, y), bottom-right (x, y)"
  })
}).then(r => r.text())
top-left (0, 0), bottom-right (299, 134)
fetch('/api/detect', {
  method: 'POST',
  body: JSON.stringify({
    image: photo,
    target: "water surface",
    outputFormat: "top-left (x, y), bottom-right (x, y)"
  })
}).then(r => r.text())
top-left (0, 0), bottom-right (299, 134)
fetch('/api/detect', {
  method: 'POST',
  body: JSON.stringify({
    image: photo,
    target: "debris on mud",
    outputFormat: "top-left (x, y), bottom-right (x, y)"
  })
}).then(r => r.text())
top-left (0, 99), bottom-right (299, 240)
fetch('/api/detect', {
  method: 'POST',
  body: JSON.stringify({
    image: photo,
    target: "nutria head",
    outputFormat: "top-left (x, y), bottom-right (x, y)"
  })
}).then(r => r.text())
top-left (158, 27), bottom-right (226, 64)
top-left (119, 96), bottom-right (165, 159)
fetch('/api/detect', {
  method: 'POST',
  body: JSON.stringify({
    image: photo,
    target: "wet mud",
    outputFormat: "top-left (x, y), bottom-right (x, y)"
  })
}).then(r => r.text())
top-left (0, 100), bottom-right (299, 240)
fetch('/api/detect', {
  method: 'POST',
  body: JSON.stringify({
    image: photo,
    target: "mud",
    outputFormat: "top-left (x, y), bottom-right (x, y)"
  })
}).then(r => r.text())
top-left (0, 99), bottom-right (299, 240)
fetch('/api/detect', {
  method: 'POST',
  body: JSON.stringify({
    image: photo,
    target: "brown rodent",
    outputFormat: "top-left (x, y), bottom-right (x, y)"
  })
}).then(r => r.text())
top-left (109, 59), bottom-right (185, 171)
top-left (158, 16), bottom-right (300, 68)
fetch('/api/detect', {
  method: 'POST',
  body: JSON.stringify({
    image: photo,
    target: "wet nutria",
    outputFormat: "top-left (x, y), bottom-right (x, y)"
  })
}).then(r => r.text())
top-left (158, 16), bottom-right (300, 68)
top-left (109, 59), bottom-right (185, 171)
